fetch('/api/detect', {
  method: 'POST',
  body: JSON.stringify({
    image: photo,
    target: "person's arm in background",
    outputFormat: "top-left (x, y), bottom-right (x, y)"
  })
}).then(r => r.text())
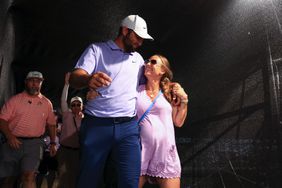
top-left (61, 72), bottom-right (70, 113)
top-left (171, 83), bottom-right (188, 127)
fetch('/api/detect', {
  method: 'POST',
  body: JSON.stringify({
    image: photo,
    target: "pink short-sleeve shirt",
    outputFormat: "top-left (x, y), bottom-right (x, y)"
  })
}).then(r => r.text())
top-left (0, 91), bottom-right (56, 137)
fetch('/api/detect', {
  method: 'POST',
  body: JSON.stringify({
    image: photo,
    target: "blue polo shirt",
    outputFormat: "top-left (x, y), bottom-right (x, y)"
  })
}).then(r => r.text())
top-left (75, 40), bottom-right (145, 117)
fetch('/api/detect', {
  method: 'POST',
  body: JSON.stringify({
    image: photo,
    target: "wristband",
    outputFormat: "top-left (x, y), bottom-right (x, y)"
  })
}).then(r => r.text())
top-left (50, 141), bottom-right (56, 145)
top-left (181, 99), bottom-right (188, 104)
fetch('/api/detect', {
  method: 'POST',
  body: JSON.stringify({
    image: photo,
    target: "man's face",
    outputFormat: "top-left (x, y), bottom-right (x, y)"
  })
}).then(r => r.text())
top-left (25, 78), bottom-right (43, 95)
top-left (123, 29), bottom-right (144, 53)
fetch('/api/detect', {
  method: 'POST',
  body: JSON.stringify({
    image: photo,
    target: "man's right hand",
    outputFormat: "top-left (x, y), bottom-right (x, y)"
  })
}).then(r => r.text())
top-left (69, 69), bottom-right (112, 90)
top-left (88, 71), bottom-right (112, 90)
top-left (0, 120), bottom-right (22, 149)
top-left (7, 134), bottom-right (22, 149)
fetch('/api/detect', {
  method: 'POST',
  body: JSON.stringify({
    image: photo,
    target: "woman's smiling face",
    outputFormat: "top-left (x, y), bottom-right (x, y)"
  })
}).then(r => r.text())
top-left (144, 55), bottom-right (165, 80)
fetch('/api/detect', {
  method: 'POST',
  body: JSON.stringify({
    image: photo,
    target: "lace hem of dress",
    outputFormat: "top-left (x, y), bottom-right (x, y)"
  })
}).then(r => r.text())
top-left (140, 173), bottom-right (180, 185)
top-left (140, 171), bottom-right (181, 179)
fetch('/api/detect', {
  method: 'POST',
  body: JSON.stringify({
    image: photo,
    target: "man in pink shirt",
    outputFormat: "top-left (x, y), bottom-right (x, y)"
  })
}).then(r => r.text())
top-left (0, 71), bottom-right (57, 188)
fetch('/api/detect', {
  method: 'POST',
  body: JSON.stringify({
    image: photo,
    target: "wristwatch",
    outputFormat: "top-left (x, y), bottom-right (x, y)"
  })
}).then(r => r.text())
top-left (50, 141), bottom-right (56, 145)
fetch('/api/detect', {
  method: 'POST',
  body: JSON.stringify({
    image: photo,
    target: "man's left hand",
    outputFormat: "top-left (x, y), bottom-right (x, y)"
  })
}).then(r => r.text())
top-left (49, 144), bottom-right (57, 157)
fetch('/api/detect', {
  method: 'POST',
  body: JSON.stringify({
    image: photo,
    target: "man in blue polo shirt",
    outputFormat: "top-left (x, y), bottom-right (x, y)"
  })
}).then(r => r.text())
top-left (69, 15), bottom-right (153, 188)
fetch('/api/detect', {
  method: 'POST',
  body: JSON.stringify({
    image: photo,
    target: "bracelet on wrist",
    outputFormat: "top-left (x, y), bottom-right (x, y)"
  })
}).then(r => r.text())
top-left (50, 141), bottom-right (56, 145)
top-left (181, 99), bottom-right (189, 104)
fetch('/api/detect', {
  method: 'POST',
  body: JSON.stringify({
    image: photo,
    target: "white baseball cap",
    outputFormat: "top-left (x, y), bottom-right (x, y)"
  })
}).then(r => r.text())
top-left (70, 96), bottom-right (83, 104)
top-left (121, 15), bottom-right (153, 40)
top-left (26, 71), bottom-right (44, 80)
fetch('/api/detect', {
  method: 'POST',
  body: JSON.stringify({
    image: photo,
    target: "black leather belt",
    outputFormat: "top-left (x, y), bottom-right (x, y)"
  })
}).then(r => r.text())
top-left (85, 114), bottom-right (136, 124)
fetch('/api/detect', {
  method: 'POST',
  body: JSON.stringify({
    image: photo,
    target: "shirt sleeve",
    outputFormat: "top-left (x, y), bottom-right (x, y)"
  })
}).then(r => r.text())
top-left (0, 96), bottom-right (16, 121)
top-left (139, 65), bottom-right (146, 85)
top-left (61, 84), bottom-right (69, 113)
top-left (75, 44), bottom-right (97, 74)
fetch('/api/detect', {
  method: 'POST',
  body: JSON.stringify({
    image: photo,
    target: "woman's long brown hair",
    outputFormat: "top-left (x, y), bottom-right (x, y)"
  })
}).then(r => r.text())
top-left (157, 54), bottom-right (174, 104)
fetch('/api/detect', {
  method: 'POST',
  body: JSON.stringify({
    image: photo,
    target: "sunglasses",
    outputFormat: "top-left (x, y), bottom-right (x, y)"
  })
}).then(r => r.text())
top-left (145, 59), bottom-right (158, 65)
top-left (71, 103), bottom-right (81, 107)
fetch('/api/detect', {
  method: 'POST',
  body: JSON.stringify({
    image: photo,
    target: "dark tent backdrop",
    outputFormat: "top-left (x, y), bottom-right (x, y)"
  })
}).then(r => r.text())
top-left (1, 0), bottom-right (282, 187)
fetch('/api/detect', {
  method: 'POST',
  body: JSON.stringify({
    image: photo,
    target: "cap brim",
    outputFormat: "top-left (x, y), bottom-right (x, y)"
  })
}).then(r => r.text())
top-left (136, 32), bottom-right (154, 40)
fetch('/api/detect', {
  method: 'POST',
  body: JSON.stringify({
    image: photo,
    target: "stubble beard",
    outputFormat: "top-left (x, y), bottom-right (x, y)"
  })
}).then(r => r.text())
top-left (26, 87), bottom-right (40, 96)
top-left (123, 35), bottom-right (136, 53)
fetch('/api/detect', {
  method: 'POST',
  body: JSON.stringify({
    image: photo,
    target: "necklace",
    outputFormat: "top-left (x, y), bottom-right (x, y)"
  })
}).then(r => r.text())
top-left (146, 89), bottom-right (159, 99)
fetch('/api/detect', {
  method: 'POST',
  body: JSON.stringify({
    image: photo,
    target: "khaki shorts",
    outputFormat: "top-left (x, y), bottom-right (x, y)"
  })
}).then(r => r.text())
top-left (0, 138), bottom-right (44, 177)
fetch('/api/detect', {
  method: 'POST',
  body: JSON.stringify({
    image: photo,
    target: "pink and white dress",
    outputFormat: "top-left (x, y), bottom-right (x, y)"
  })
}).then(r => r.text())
top-left (136, 85), bottom-right (181, 178)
